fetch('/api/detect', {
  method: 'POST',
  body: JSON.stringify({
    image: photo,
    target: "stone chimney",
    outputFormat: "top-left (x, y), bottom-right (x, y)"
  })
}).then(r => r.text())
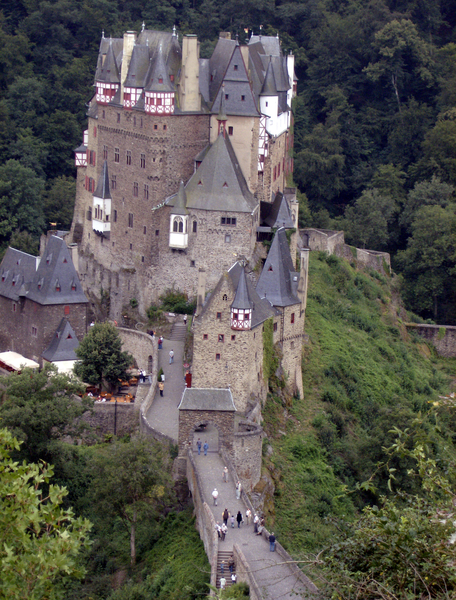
top-left (179, 35), bottom-right (201, 112)
top-left (120, 31), bottom-right (137, 103)
top-left (196, 268), bottom-right (206, 316)
top-left (297, 248), bottom-right (309, 317)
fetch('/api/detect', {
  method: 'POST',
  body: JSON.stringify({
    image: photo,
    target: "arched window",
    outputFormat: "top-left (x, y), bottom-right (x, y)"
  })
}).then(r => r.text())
top-left (173, 217), bottom-right (184, 232)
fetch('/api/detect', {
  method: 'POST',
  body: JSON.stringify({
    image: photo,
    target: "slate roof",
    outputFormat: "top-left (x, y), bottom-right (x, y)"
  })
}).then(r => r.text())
top-left (25, 236), bottom-right (88, 306)
top-left (231, 268), bottom-right (251, 310)
top-left (249, 34), bottom-right (281, 57)
top-left (208, 38), bottom-right (237, 103)
top-left (42, 318), bottom-right (79, 362)
top-left (144, 43), bottom-right (175, 93)
top-left (260, 192), bottom-right (294, 229)
top-left (95, 37), bottom-right (123, 83)
top-left (172, 181), bottom-right (188, 215)
top-left (166, 133), bottom-right (256, 213)
top-left (94, 161), bottom-right (111, 199)
top-left (178, 387), bottom-right (236, 411)
top-left (247, 37), bottom-right (290, 112)
top-left (124, 45), bottom-right (151, 88)
top-left (260, 57), bottom-right (277, 96)
top-left (0, 248), bottom-right (38, 302)
top-left (256, 228), bottom-right (300, 307)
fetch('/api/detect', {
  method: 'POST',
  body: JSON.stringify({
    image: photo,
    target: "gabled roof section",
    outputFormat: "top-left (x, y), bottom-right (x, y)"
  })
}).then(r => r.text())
top-left (0, 248), bottom-right (37, 302)
top-left (178, 387), bottom-right (236, 411)
top-left (42, 318), bottom-right (79, 362)
top-left (171, 181), bottom-right (188, 215)
top-left (260, 192), bottom-right (294, 229)
top-left (249, 34), bottom-right (281, 57)
top-left (97, 39), bottom-right (121, 84)
top-left (94, 36), bottom-right (123, 83)
top-left (256, 228), bottom-right (300, 307)
top-left (94, 161), bottom-right (111, 199)
top-left (26, 236), bottom-right (88, 306)
top-left (124, 44), bottom-right (151, 88)
top-left (208, 37), bottom-right (237, 103)
top-left (167, 133), bottom-right (256, 213)
top-left (260, 56), bottom-right (277, 96)
top-left (145, 43), bottom-right (175, 93)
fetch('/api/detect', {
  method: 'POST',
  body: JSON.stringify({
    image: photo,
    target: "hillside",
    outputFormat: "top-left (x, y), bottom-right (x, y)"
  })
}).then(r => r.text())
top-left (261, 252), bottom-right (456, 557)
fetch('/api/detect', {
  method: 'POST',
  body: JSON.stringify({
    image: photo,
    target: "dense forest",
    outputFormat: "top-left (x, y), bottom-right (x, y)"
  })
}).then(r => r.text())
top-left (1, 0), bottom-right (456, 321)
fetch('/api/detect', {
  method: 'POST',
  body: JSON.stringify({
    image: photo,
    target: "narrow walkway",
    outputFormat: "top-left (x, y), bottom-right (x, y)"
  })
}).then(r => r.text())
top-left (145, 320), bottom-right (313, 598)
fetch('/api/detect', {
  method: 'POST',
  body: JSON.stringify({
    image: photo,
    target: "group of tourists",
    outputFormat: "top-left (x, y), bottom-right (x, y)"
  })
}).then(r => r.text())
top-left (219, 554), bottom-right (237, 589)
top-left (196, 438), bottom-right (209, 455)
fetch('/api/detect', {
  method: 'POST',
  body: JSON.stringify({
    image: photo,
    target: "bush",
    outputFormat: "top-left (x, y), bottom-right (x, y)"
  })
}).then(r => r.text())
top-left (159, 289), bottom-right (196, 315)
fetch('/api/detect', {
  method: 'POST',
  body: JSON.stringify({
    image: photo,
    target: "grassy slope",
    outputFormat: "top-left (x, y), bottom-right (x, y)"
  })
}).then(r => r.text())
top-left (262, 252), bottom-right (456, 558)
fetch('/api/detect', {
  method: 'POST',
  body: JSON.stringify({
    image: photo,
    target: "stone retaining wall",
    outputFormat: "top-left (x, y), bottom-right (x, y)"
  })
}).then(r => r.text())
top-left (186, 450), bottom-right (219, 593)
top-left (232, 422), bottom-right (263, 493)
top-left (82, 402), bottom-right (138, 437)
top-left (232, 544), bottom-right (262, 600)
top-left (405, 323), bottom-right (456, 357)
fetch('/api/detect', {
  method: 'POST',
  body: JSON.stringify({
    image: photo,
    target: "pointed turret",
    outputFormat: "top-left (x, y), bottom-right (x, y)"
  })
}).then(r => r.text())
top-left (145, 43), bottom-right (176, 115)
top-left (92, 161), bottom-right (112, 236)
top-left (96, 39), bottom-right (121, 104)
top-left (169, 181), bottom-right (189, 248)
top-left (230, 267), bottom-right (252, 330)
top-left (260, 56), bottom-right (277, 97)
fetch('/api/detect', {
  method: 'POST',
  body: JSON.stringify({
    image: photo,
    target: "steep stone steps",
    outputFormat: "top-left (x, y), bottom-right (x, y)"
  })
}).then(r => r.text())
top-left (216, 550), bottom-right (236, 589)
top-left (168, 322), bottom-right (187, 342)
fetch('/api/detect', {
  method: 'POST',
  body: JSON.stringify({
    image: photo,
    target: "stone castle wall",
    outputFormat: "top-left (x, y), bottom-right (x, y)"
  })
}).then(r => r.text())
top-left (405, 323), bottom-right (456, 357)
top-left (178, 409), bottom-right (235, 456)
top-left (280, 304), bottom-right (305, 398)
top-left (192, 275), bottom-right (267, 413)
top-left (233, 422), bottom-right (263, 492)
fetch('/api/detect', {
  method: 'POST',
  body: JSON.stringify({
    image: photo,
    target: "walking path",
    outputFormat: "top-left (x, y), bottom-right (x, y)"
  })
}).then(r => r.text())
top-left (145, 319), bottom-right (316, 598)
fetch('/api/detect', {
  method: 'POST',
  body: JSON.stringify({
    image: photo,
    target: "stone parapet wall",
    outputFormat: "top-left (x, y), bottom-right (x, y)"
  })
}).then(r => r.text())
top-left (405, 323), bottom-right (456, 357)
top-left (82, 402), bottom-right (138, 437)
top-left (186, 451), bottom-right (218, 591)
top-left (232, 544), bottom-right (262, 600)
top-left (232, 422), bottom-right (263, 492)
top-left (117, 327), bottom-right (156, 374)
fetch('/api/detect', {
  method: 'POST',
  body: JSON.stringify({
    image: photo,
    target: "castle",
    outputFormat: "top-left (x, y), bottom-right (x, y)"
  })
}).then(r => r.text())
top-left (69, 26), bottom-right (307, 411)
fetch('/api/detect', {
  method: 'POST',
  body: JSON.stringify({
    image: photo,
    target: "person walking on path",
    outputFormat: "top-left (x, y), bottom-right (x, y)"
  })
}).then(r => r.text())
top-left (221, 523), bottom-right (227, 541)
top-left (235, 480), bottom-right (242, 499)
top-left (158, 336), bottom-right (163, 349)
top-left (245, 508), bottom-right (251, 525)
top-left (158, 381), bottom-right (164, 397)
top-left (203, 440), bottom-right (209, 455)
top-left (197, 438), bottom-right (202, 455)
top-left (231, 573), bottom-right (237, 584)
top-left (212, 488), bottom-right (219, 506)
top-left (220, 560), bottom-right (225, 575)
top-left (269, 532), bottom-right (276, 551)
top-left (223, 466), bottom-right (228, 482)
top-left (222, 508), bottom-right (229, 526)
top-left (253, 514), bottom-right (259, 533)
top-left (169, 349), bottom-right (174, 364)
top-left (220, 576), bottom-right (226, 590)
top-left (236, 510), bottom-right (243, 528)
top-left (228, 555), bottom-right (235, 574)
top-left (183, 314), bottom-right (187, 325)
top-left (215, 522), bottom-right (221, 539)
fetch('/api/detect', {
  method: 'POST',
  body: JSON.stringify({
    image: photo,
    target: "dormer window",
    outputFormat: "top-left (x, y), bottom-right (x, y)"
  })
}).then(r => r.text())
top-left (158, 78), bottom-right (163, 84)
top-left (63, 258), bottom-right (67, 263)
top-left (268, 265), bottom-right (273, 271)
top-left (55, 279), bottom-right (61, 292)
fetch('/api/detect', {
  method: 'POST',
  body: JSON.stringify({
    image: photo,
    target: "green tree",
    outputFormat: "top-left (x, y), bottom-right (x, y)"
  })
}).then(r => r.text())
top-left (0, 428), bottom-right (91, 599)
top-left (343, 188), bottom-right (398, 250)
top-left (43, 175), bottom-right (76, 229)
top-left (0, 364), bottom-right (90, 463)
top-left (0, 159), bottom-right (45, 248)
top-left (396, 203), bottom-right (456, 321)
top-left (74, 323), bottom-right (133, 392)
top-left (320, 429), bottom-right (456, 599)
top-left (400, 176), bottom-right (454, 232)
top-left (89, 437), bottom-right (173, 566)
top-left (8, 228), bottom-right (39, 256)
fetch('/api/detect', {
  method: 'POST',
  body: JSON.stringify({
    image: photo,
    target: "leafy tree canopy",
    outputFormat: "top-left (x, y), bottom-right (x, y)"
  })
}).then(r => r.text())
top-left (0, 364), bottom-right (90, 463)
top-left (0, 428), bottom-right (92, 600)
top-left (74, 323), bottom-right (134, 391)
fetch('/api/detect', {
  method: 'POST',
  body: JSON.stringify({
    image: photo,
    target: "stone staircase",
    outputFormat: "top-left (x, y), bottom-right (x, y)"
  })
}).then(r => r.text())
top-left (216, 550), bottom-right (236, 589)
top-left (169, 321), bottom-right (187, 342)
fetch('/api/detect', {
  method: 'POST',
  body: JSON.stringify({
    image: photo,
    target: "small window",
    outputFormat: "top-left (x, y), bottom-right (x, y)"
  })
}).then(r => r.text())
top-left (228, 126), bottom-right (233, 136)
top-left (231, 334), bottom-right (235, 341)
top-left (140, 117), bottom-right (143, 128)
top-left (144, 184), bottom-right (149, 200)
top-left (64, 305), bottom-right (70, 315)
top-left (234, 64), bottom-right (238, 71)
top-left (12, 303), bottom-right (16, 313)
top-left (154, 124), bottom-right (158, 130)
top-left (155, 229), bottom-right (159, 236)
top-left (225, 94), bottom-right (229, 100)
top-left (291, 341), bottom-right (295, 349)
top-left (140, 153), bottom-right (145, 168)
top-left (241, 95), bottom-right (245, 101)
top-left (218, 334), bottom-right (224, 342)
top-left (117, 113), bottom-right (120, 123)
top-left (93, 126), bottom-right (97, 137)
top-left (130, 243), bottom-right (133, 250)
top-left (126, 150), bottom-right (132, 165)
top-left (103, 145), bottom-right (108, 159)
top-left (216, 312), bottom-right (222, 320)
top-left (190, 260), bottom-right (195, 267)
top-left (163, 124), bottom-right (167, 130)
top-left (133, 182), bottom-right (138, 197)
top-left (134, 116), bottom-right (136, 126)
top-left (141, 256), bottom-right (144, 262)
top-left (203, 334), bottom-right (208, 340)
top-left (102, 110), bottom-right (105, 119)
top-left (225, 234), bottom-right (231, 243)
top-left (216, 353), bottom-right (221, 360)
top-left (192, 220), bottom-right (197, 233)
top-left (128, 213), bottom-right (134, 228)
top-left (111, 174), bottom-right (117, 189)
top-left (114, 209), bottom-right (117, 222)
top-left (114, 148), bottom-right (120, 163)
top-left (222, 294), bottom-right (228, 301)
top-left (31, 326), bottom-right (37, 337)
top-left (291, 313), bottom-right (295, 324)
top-left (273, 322), bottom-right (278, 332)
